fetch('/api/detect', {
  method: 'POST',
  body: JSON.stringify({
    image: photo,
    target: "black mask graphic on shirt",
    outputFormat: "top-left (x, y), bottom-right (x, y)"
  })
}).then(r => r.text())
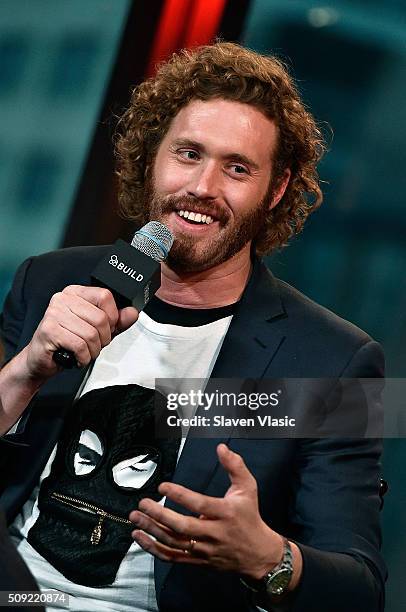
top-left (28, 384), bottom-right (180, 587)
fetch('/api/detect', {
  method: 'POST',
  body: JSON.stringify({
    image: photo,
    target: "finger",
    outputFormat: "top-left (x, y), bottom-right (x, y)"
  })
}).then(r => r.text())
top-left (65, 298), bottom-right (113, 346)
top-left (37, 321), bottom-right (93, 367)
top-left (58, 319), bottom-right (102, 361)
top-left (54, 295), bottom-right (112, 349)
top-left (158, 482), bottom-right (224, 519)
top-left (217, 444), bottom-right (256, 488)
top-left (62, 286), bottom-right (118, 331)
top-left (116, 307), bottom-right (139, 333)
top-left (130, 510), bottom-right (192, 551)
top-left (137, 498), bottom-right (217, 537)
top-left (132, 530), bottom-right (210, 565)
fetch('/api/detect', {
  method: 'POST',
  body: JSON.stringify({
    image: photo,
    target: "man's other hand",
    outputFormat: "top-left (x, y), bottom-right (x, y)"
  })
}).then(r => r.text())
top-left (130, 443), bottom-right (302, 587)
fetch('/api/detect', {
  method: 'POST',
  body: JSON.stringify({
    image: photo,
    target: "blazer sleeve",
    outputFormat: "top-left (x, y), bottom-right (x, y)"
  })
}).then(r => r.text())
top-left (0, 258), bottom-right (48, 450)
top-left (261, 340), bottom-right (386, 612)
top-left (0, 257), bottom-right (34, 365)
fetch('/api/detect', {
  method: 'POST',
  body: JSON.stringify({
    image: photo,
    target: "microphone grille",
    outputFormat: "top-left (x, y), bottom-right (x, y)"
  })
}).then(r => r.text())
top-left (131, 221), bottom-right (174, 262)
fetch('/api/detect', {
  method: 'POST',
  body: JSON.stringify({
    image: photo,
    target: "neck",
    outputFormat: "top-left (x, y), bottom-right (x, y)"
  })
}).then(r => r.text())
top-left (156, 244), bottom-right (253, 308)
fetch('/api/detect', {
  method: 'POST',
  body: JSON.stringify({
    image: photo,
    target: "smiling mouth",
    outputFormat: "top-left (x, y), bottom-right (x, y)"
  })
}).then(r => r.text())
top-left (177, 210), bottom-right (215, 225)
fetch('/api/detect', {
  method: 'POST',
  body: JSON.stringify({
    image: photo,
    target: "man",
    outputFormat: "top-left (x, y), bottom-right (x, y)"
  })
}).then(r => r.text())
top-left (0, 42), bottom-right (385, 611)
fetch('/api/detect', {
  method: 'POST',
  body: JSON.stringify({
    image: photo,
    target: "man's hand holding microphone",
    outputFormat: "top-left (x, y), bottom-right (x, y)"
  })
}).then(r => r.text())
top-left (0, 222), bottom-right (173, 434)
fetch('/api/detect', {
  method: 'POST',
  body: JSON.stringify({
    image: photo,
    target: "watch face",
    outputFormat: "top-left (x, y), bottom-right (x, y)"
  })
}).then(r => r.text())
top-left (267, 568), bottom-right (292, 596)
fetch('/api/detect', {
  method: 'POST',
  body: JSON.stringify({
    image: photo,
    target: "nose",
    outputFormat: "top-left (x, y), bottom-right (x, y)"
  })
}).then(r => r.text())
top-left (187, 161), bottom-right (220, 200)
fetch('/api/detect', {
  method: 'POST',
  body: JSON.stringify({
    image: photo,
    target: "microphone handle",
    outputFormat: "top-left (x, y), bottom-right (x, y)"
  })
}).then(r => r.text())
top-left (53, 349), bottom-right (77, 369)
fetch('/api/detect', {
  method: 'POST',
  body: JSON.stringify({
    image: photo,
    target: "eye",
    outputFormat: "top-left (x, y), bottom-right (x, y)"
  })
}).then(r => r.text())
top-left (179, 149), bottom-right (199, 161)
top-left (229, 164), bottom-right (249, 175)
top-left (74, 430), bottom-right (104, 475)
top-left (112, 453), bottom-right (159, 489)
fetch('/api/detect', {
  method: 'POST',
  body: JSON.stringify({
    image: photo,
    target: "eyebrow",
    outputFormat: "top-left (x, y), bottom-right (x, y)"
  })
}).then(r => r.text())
top-left (172, 138), bottom-right (260, 171)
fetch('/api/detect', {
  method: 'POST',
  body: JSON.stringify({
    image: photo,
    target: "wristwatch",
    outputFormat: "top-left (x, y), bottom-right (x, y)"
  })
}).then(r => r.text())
top-left (241, 537), bottom-right (293, 597)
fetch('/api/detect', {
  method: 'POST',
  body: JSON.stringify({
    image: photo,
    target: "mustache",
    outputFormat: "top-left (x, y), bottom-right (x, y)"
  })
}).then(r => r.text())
top-left (160, 195), bottom-right (231, 225)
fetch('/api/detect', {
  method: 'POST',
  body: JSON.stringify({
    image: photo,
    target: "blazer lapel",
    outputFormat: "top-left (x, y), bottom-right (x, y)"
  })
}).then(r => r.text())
top-left (155, 257), bottom-right (288, 600)
top-left (166, 258), bottom-right (287, 498)
top-left (210, 257), bottom-right (287, 379)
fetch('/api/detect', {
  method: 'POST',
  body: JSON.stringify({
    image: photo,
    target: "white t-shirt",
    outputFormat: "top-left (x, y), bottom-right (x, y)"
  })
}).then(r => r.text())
top-left (9, 309), bottom-right (233, 612)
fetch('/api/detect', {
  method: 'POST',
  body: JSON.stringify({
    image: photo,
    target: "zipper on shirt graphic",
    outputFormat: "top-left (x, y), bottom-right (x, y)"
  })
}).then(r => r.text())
top-left (51, 492), bottom-right (132, 545)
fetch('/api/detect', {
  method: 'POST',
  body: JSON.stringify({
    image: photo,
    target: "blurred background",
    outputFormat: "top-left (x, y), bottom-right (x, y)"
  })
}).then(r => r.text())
top-left (0, 0), bottom-right (405, 609)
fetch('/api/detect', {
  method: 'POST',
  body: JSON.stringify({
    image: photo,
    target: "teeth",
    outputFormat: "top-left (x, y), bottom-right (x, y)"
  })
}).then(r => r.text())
top-left (177, 210), bottom-right (214, 224)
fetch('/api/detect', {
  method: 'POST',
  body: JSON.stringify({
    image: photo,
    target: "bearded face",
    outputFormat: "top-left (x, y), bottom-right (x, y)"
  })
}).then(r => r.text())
top-left (142, 178), bottom-right (272, 273)
top-left (136, 99), bottom-right (281, 273)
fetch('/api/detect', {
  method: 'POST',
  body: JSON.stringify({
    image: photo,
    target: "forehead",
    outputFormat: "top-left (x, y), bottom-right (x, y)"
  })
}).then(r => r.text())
top-left (162, 98), bottom-right (278, 164)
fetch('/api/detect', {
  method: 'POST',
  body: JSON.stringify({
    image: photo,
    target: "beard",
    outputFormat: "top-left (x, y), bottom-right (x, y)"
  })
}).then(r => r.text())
top-left (141, 175), bottom-right (271, 273)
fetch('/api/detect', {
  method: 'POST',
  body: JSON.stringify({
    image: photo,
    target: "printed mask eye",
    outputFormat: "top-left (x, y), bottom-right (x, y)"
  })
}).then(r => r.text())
top-left (74, 430), bottom-right (104, 475)
top-left (112, 453), bottom-right (158, 489)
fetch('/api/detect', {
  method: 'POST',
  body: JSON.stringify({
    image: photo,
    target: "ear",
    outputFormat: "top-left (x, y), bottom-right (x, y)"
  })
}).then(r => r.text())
top-left (269, 168), bottom-right (291, 210)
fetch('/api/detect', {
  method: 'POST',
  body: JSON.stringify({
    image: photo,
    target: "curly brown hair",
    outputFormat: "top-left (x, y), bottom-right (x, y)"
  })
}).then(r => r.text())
top-left (115, 41), bottom-right (326, 255)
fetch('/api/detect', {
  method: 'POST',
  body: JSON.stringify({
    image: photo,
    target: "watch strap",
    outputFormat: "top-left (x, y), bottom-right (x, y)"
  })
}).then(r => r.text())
top-left (240, 537), bottom-right (293, 596)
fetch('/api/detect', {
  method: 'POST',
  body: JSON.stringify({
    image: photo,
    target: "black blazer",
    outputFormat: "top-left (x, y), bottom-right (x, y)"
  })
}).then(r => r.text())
top-left (0, 246), bottom-right (386, 612)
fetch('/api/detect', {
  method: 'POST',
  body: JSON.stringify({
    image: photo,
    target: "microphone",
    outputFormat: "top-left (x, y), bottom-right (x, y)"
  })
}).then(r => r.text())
top-left (53, 221), bottom-right (174, 369)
